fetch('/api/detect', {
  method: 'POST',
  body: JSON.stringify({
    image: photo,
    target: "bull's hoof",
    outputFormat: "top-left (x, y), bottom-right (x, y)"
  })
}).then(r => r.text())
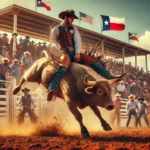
top-left (81, 127), bottom-right (90, 138)
top-left (102, 123), bottom-right (112, 131)
top-left (13, 86), bottom-right (21, 95)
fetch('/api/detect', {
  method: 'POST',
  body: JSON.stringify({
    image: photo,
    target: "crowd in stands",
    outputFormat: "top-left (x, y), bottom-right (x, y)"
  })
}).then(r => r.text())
top-left (0, 32), bottom-right (49, 83)
top-left (105, 58), bottom-right (150, 101)
top-left (0, 32), bottom-right (150, 101)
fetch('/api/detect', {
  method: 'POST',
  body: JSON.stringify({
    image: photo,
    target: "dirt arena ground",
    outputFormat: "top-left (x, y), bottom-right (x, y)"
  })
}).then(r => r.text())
top-left (0, 127), bottom-right (150, 150)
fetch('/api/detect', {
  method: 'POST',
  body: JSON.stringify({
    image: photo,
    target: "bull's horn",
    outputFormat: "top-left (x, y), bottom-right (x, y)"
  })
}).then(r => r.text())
top-left (42, 50), bottom-right (49, 58)
top-left (108, 78), bottom-right (121, 85)
top-left (84, 75), bottom-right (96, 86)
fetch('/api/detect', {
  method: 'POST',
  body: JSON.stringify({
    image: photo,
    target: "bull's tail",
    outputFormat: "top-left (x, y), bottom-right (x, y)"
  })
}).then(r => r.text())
top-left (42, 50), bottom-right (49, 58)
top-left (13, 78), bottom-right (25, 95)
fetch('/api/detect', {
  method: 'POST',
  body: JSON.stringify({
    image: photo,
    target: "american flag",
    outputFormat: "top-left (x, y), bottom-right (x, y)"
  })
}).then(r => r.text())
top-left (79, 12), bottom-right (93, 25)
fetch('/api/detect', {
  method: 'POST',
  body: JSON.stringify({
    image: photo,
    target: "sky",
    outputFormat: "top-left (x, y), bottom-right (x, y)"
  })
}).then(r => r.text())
top-left (0, 0), bottom-right (150, 70)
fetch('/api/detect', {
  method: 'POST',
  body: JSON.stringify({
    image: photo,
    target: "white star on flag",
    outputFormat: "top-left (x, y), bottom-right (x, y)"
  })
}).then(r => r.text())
top-left (104, 20), bottom-right (109, 25)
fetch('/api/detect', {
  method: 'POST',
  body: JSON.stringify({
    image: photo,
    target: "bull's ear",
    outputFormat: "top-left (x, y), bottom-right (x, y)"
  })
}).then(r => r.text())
top-left (108, 78), bottom-right (121, 85)
top-left (85, 86), bottom-right (94, 94)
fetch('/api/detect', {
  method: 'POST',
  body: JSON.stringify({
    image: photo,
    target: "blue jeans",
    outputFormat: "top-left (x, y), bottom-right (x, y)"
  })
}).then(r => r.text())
top-left (138, 111), bottom-right (149, 127)
top-left (48, 50), bottom-right (75, 91)
top-left (126, 110), bottom-right (138, 127)
top-left (90, 61), bottom-right (112, 79)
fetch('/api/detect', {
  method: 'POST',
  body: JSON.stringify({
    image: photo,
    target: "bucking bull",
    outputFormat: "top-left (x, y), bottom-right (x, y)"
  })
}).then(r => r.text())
top-left (13, 51), bottom-right (121, 138)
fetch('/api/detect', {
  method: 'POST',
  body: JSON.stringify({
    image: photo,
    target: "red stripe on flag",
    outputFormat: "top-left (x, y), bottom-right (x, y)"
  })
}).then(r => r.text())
top-left (42, 2), bottom-right (51, 11)
top-left (110, 23), bottom-right (125, 31)
top-left (133, 36), bottom-right (139, 41)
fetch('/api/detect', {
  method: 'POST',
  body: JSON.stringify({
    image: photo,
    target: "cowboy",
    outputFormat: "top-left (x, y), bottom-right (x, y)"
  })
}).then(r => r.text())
top-left (126, 94), bottom-right (139, 128)
top-left (47, 10), bottom-right (125, 101)
top-left (17, 87), bottom-right (37, 124)
top-left (137, 97), bottom-right (149, 127)
top-left (111, 93), bottom-right (122, 127)
top-left (10, 59), bottom-right (20, 82)
top-left (21, 51), bottom-right (32, 69)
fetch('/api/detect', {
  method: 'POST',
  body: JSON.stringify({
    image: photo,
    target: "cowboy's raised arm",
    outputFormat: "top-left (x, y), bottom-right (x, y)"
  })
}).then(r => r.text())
top-left (73, 26), bottom-right (81, 54)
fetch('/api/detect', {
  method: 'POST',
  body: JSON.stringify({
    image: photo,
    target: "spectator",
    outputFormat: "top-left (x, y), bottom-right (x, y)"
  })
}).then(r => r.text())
top-left (0, 57), bottom-right (12, 88)
top-left (117, 81), bottom-right (126, 98)
top-left (10, 59), bottom-right (20, 82)
top-left (1, 46), bottom-right (9, 58)
top-left (21, 51), bottom-right (32, 69)
top-left (143, 90), bottom-right (150, 103)
top-left (19, 64), bottom-right (26, 77)
top-left (13, 50), bottom-right (20, 60)
top-left (130, 83), bottom-right (137, 95)
top-left (1, 33), bottom-right (9, 46)
top-left (22, 36), bottom-right (30, 51)
top-left (9, 33), bottom-right (18, 50)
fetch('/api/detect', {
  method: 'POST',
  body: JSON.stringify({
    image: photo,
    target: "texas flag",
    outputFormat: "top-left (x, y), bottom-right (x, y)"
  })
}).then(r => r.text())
top-left (128, 33), bottom-right (139, 42)
top-left (101, 15), bottom-right (125, 31)
top-left (37, 0), bottom-right (51, 11)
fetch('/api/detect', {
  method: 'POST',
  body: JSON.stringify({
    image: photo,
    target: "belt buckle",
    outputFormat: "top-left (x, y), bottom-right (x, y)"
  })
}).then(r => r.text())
top-left (68, 47), bottom-right (74, 51)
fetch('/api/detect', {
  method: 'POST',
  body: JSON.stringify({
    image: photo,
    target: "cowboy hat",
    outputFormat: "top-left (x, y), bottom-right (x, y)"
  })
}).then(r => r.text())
top-left (12, 33), bottom-right (18, 36)
top-left (144, 89), bottom-right (148, 92)
top-left (24, 51), bottom-right (31, 55)
top-left (3, 33), bottom-right (8, 36)
top-left (120, 81), bottom-right (124, 84)
top-left (13, 59), bottom-right (19, 63)
top-left (59, 10), bottom-right (79, 19)
top-left (138, 97), bottom-right (144, 101)
top-left (22, 87), bottom-right (30, 92)
top-left (128, 94), bottom-right (135, 99)
top-left (131, 82), bottom-right (136, 86)
top-left (115, 93), bottom-right (121, 97)
top-left (2, 57), bottom-right (9, 62)
top-left (43, 42), bottom-right (47, 45)
top-left (25, 36), bottom-right (30, 39)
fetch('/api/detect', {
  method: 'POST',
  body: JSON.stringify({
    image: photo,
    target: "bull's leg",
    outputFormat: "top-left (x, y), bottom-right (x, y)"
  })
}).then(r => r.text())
top-left (13, 78), bottom-right (25, 95)
top-left (66, 101), bottom-right (90, 138)
top-left (90, 105), bottom-right (112, 131)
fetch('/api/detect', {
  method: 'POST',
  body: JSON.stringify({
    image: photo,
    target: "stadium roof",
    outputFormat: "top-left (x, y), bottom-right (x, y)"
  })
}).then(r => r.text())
top-left (0, 4), bottom-right (150, 58)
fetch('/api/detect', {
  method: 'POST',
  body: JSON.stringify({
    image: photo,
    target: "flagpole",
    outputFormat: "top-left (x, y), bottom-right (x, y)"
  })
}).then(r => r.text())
top-left (35, 0), bottom-right (37, 12)
top-left (79, 11), bottom-right (80, 27)
top-left (100, 15), bottom-right (102, 34)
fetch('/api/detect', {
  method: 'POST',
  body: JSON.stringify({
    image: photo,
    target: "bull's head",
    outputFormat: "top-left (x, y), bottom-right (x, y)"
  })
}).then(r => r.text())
top-left (84, 75), bottom-right (118, 110)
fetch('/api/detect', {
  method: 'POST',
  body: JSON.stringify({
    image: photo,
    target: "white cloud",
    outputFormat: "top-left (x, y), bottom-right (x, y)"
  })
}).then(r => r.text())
top-left (132, 31), bottom-right (150, 50)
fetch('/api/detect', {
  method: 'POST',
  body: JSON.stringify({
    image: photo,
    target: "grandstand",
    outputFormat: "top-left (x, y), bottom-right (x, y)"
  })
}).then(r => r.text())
top-left (0, 5), bottom-right (150, 71)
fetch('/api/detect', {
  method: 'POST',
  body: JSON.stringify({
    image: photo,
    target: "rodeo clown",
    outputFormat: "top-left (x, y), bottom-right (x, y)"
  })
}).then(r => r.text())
top-left (17, 87), bottom-right (37, 124)
top-left (137, 97), bottom-right (149, 127)
top-left (47, 10), bottom-right (125, 101)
